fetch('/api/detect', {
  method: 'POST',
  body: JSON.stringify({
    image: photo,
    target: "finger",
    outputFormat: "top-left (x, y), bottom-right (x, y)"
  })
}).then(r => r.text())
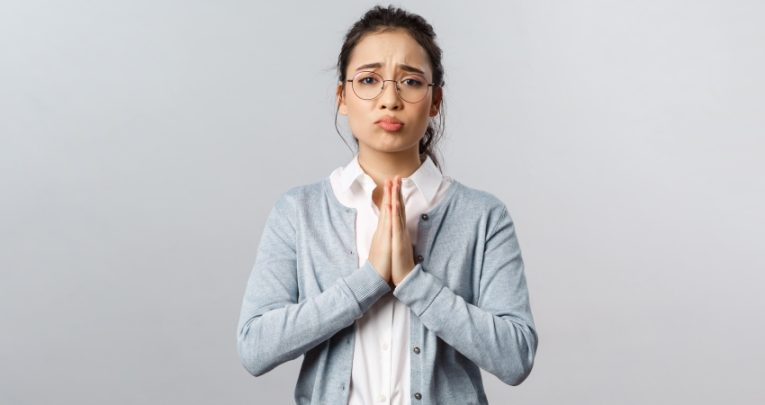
top-left (381, 179), bottom-right (389, 219)
top-left (398, 177), bottom-right (406, 239)
top-left (392, 177), bottom-right (399, 235)
top-left (384, 179), bottom-right (391, 232)
top-left (397, 178), bottom-right (406, 254)
top-left (398, 177), bottom-right (406, 225)
top-left (389, 179), bottom-right (395, 224)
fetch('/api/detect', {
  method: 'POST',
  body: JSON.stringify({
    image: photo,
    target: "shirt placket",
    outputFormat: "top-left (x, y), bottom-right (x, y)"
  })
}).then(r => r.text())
top-left (378, 296), bottom-right (393, 404)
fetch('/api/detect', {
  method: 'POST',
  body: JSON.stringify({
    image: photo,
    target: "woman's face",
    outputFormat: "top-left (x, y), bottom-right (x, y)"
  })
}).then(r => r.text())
top-left (336, 29), bottom-right (442, 155)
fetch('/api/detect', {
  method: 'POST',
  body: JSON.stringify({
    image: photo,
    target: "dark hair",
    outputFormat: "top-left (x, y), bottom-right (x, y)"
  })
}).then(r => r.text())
top-left (334, 4), bottom-right (447, 171)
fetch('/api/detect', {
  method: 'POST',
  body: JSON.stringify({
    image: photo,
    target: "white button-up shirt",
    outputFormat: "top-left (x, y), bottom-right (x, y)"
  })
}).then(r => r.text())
top-left (328, 153), bottom-right (453, 405)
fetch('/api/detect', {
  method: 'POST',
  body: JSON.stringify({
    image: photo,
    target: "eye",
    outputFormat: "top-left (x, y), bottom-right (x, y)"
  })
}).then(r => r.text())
top-left (401, 78), bottom-right (424, 87)
top-left (357, 75), bottom-right (379, 85)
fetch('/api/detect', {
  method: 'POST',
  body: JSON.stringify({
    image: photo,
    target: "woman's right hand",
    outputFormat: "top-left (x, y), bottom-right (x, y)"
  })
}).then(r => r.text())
top-left (368, 178), bottom-right (392, 287)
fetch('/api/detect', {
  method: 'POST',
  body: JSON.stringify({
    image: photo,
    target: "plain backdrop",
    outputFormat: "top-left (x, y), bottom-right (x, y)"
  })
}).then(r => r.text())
top-left (1, 1), bottom-right (763, 404)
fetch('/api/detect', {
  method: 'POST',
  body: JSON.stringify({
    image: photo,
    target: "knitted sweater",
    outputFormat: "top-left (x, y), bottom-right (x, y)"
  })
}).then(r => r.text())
top-left (237, 176), bottom-right (538, 404)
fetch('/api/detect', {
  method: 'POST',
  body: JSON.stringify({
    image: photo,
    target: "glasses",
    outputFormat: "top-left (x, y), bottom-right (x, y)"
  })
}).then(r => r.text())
top-left (346, 70), bottom-right (435, 103)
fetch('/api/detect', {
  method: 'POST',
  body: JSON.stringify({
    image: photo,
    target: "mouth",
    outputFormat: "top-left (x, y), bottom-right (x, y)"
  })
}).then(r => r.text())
top-left (376, 121), bottom-right (404, 132)
top-left (375, 116), bottom-right (404, 132)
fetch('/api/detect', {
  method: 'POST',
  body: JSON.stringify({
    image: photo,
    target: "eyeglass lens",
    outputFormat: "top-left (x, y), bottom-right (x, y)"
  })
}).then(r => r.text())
top-left (351, 71), bottom-right (429, 103)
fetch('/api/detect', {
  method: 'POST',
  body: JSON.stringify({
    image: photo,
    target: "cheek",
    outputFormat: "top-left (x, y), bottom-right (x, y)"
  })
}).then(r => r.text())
top-left (346, 105), bottom-right (365, 125)
top-left (411, 105), bottom-right (433, 128)
top-left (344, 105), bottom-right (372, 138)
top-left (345, 99), bottom-right (366, 117)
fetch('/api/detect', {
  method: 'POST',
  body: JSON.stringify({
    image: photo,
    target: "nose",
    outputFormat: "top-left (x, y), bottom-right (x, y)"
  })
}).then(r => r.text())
top-left (379, 80), bottom-right (402, 110)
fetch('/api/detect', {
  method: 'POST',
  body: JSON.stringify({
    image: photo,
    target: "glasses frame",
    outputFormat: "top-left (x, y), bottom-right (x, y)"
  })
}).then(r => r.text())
top-left (346, 70), bottom-right (436, 103)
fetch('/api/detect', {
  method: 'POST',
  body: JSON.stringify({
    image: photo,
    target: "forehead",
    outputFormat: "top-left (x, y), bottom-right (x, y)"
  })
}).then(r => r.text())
top-left (348, 29), bottom-right (431, 75)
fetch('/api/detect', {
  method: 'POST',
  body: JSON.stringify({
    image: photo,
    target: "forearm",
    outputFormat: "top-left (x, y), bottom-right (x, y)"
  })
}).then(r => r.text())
top-left (238, 260), bottom-right (390, 377)
top-left (393, 263), bottom-right (537, 385)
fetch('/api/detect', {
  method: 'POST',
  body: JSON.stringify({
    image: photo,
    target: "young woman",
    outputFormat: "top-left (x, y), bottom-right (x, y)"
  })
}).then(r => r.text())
top-left (237, 5), bottom-right (538, 405)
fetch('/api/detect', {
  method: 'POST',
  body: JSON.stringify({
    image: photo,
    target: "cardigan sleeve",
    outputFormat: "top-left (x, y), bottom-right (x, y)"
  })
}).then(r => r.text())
top-left (237, 192), bottom-right (391, 377)
top-left (392, 204), bottom-right (538, 386)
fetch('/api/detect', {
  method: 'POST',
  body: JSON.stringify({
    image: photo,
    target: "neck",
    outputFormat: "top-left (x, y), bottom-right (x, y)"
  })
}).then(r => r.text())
top-left (357, 146), bottom-right (422, 188)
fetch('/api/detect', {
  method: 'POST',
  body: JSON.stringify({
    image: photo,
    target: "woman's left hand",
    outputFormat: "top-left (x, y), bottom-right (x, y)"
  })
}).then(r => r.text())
top-left (390, 175), bottom-right (416, 287)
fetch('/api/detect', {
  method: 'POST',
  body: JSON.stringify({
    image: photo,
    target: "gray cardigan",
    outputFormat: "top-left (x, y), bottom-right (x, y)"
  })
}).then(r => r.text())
top-left (237, 176), bottom-right (538, 404)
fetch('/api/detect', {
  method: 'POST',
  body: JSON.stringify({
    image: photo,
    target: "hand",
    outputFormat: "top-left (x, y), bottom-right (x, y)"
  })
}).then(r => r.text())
top-left (391, 175), bottom-right (416, 287)
top-left (368, 178), bottom-right (393, 287)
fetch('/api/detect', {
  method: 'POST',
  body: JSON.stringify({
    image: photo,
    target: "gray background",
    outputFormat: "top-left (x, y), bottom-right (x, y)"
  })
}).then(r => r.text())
top-left (1, 0), bottom-right (763, 404)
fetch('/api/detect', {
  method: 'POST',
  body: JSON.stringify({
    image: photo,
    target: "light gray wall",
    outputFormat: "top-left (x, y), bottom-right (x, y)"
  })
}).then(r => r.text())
top-left (1, 1), bottom-right (763, 404)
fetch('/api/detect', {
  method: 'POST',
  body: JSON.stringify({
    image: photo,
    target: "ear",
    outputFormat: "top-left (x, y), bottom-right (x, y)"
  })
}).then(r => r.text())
top-left (336, 81), bottom-right (348, 116)
top-left (429, 86), bottom-right (443, 117)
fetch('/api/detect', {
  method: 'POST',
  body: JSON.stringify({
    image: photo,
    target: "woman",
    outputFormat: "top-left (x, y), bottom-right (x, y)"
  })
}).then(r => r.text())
top-left (237, 5), bottom-right (538, 405)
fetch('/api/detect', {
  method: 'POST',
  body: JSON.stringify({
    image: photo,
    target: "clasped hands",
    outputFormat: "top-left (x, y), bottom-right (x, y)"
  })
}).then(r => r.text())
top-left (367, 175), bottom-right (416, 289)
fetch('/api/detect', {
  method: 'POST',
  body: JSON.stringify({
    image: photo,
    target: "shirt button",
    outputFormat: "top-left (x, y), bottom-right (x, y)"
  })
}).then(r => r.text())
top-left (413, 346), bottom-right (420, 354)
top-left (414, 392), bottom-right (422, 400)
top-left (420, 213), bottom-right (429, 221)
top-left (416, 255), bottom-right (424, 263)
top-left (378, 393), bottom-right (387, 402)
top-left (381, 342), bottom-right (389, 351)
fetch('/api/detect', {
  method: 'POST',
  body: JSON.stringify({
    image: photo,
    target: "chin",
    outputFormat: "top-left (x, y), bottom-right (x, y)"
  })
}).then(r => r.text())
top-left (355, 128), bottom-right (418, 151)
top-left (377, 139), bottom-right (420, 154)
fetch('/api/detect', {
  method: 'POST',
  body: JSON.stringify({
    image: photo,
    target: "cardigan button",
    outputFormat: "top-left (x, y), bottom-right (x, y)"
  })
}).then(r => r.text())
top-left (416, 255), bottom-right (424, 263)
top-left (413, 346), bottom-right (420, 354)
top-left (414, 392), bottom-right (422, 400)
top-left (420, 213), bottom-right (429, 221)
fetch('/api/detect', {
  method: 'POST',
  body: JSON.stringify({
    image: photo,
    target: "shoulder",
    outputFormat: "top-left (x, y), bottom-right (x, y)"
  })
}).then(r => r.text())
top-left (262, 179), bottom-right (327, 233)
top-left (447, 180), bottom-right (518, 237)
top-left (451, 180), bottom-right (508, 215)
top-left (271, 178), bottom-right (325, 209)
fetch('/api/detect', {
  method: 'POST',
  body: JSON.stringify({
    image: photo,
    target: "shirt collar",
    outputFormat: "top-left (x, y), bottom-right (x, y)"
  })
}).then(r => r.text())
top-left (337, 154), bottom-right (444, 205)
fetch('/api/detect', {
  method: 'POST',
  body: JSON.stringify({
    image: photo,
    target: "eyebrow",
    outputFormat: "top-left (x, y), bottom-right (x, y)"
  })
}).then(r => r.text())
top-left (354, 62), bottom-right (426, 75)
